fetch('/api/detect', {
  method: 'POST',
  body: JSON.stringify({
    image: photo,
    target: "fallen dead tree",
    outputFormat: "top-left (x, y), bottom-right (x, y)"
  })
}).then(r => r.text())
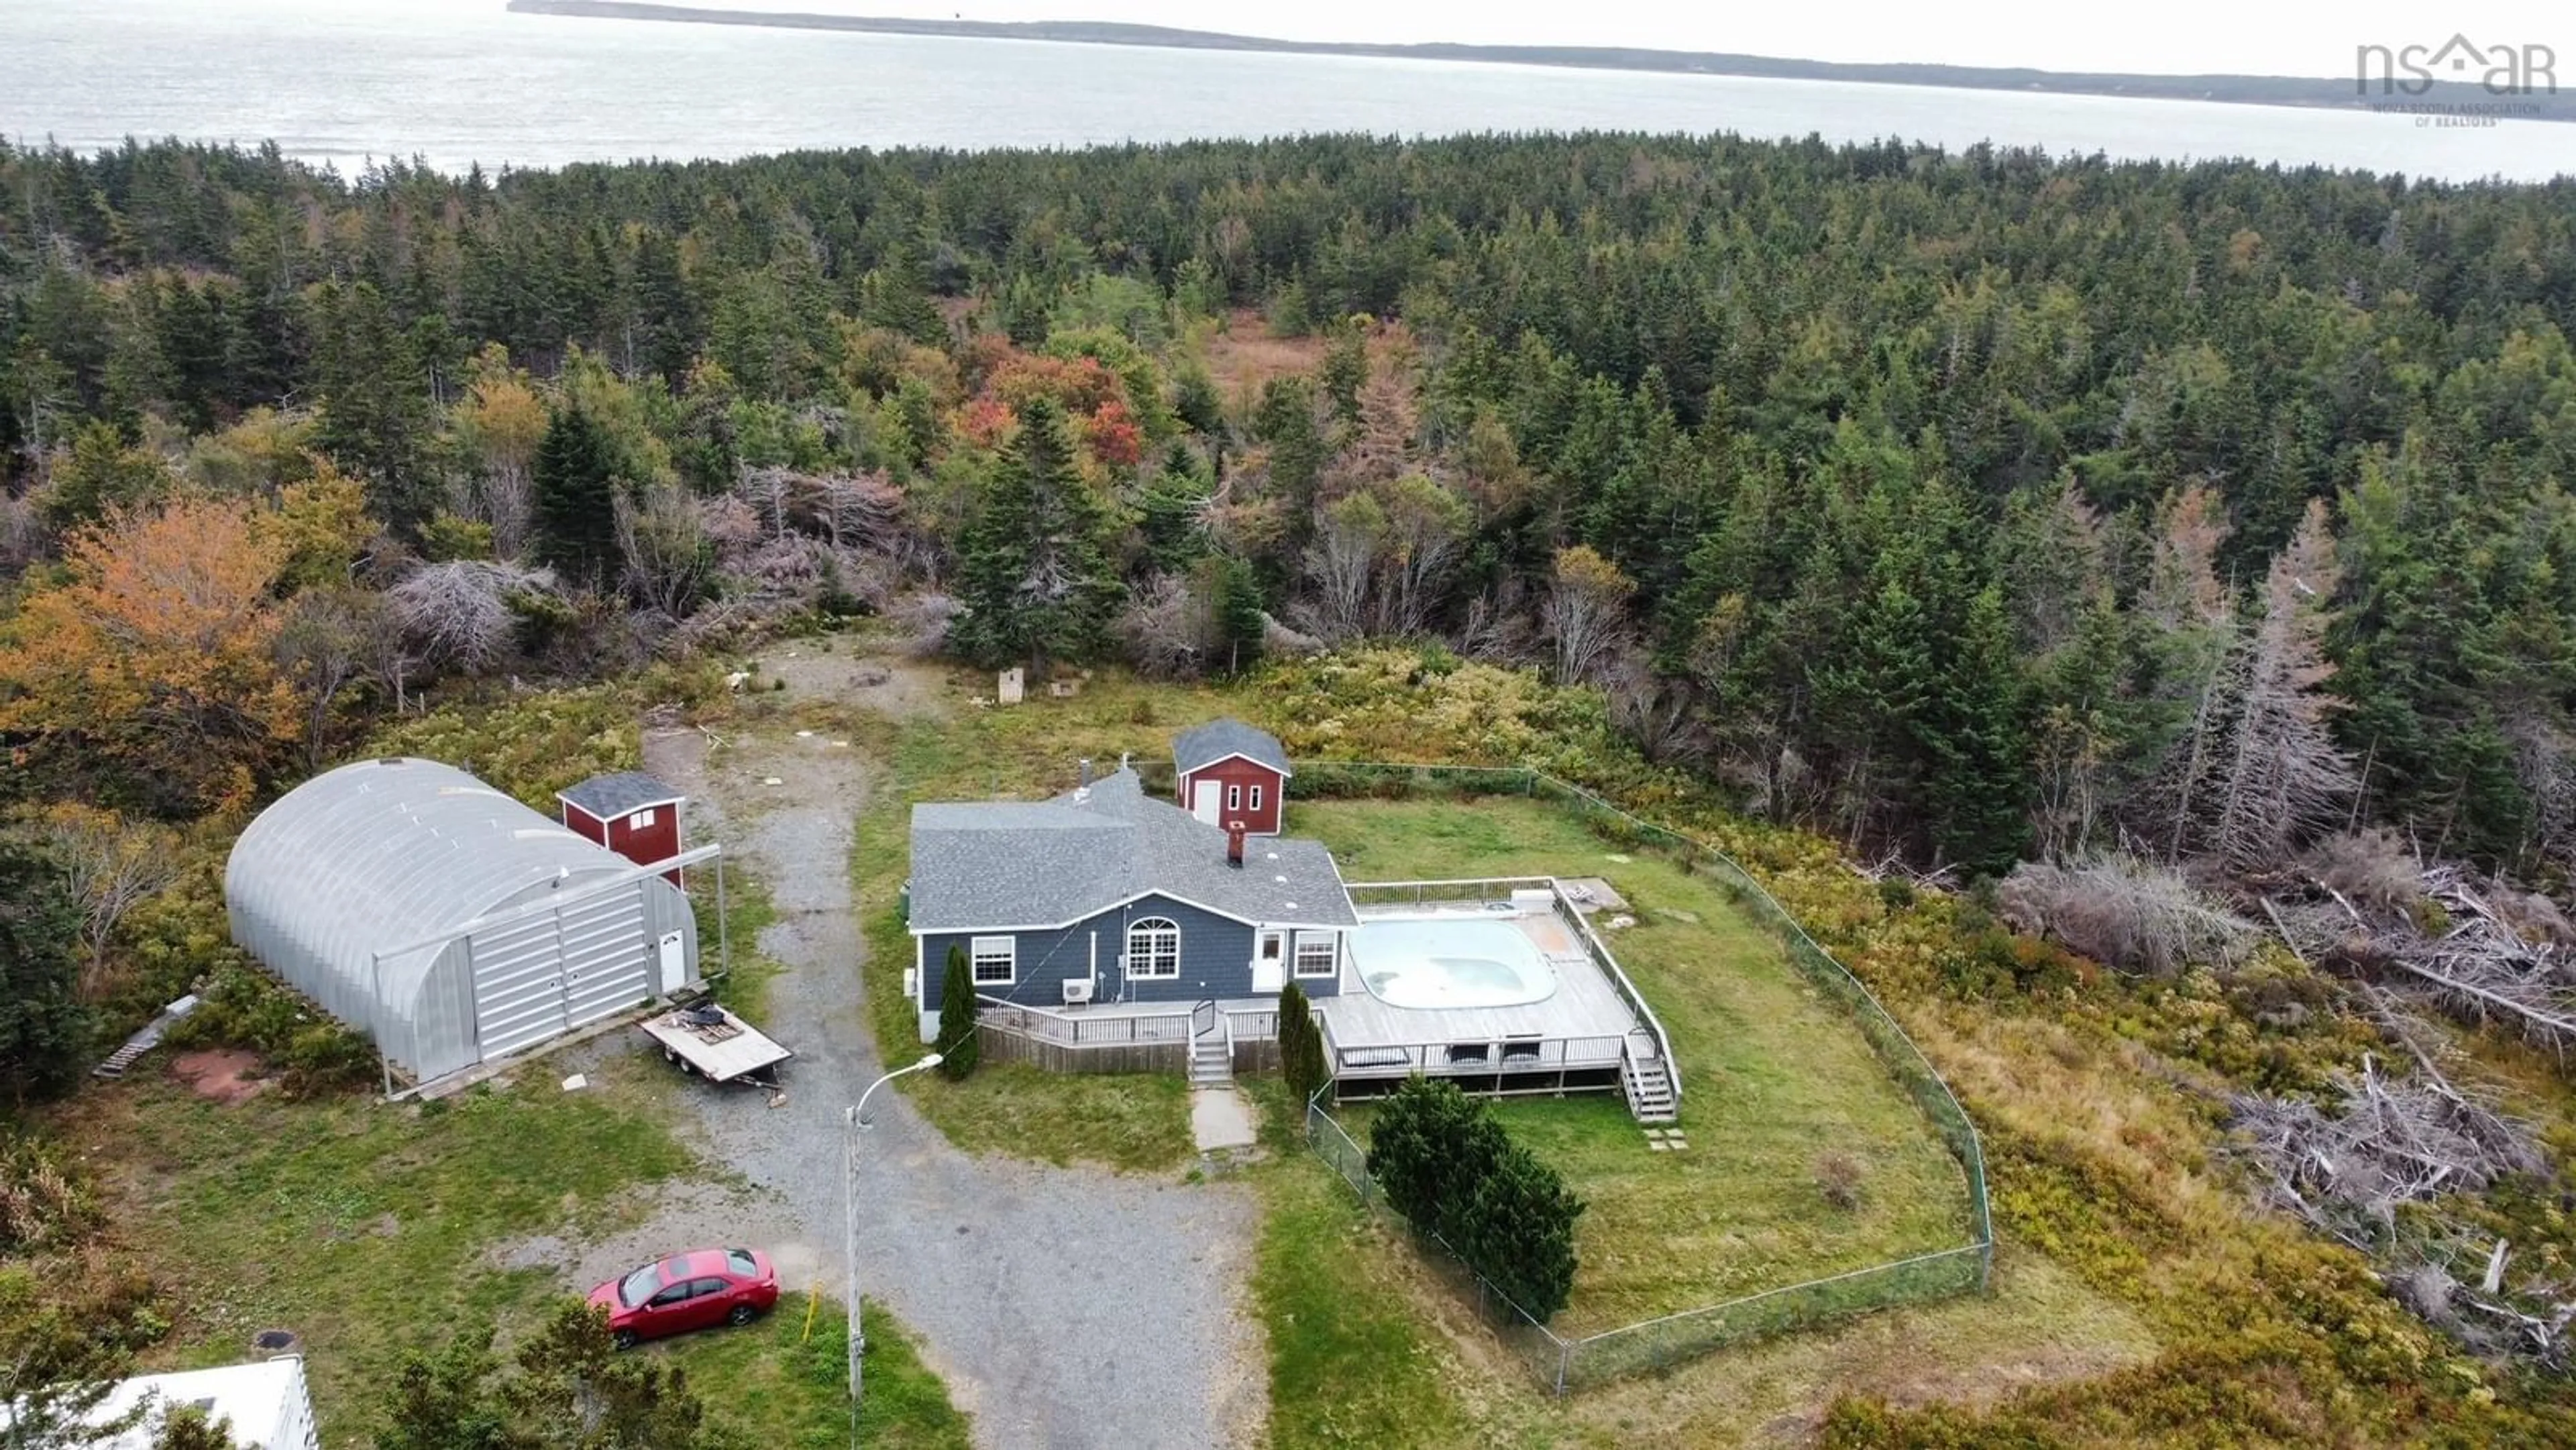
top-left (2267, 862), bottom-right (2576, 1055)
top-left (1999, 853), bottom-right (2259, 979)
top-left (2233, 1052), bottom-right (2544, 1244)
top-left (2231, 1034), bottom-right (2570, 1365)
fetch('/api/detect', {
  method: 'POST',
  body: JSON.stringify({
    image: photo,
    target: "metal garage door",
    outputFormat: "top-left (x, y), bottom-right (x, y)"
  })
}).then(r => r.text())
top-left (470, 911), bottom-right (571, 1062)
top-left (466, 881), bottom-right (654, 1064)
top-left (559, 883), bottom-right (651, 1029)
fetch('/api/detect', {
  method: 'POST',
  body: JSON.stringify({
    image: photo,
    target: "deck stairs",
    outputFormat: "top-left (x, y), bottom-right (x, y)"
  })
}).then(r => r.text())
top-left (1188, 1026), bottom-right (1233, 1086)
top-left (1620, 1034), bottom-right (1678, 1124)
top-left (93, 994), bottom-right (199, 1080)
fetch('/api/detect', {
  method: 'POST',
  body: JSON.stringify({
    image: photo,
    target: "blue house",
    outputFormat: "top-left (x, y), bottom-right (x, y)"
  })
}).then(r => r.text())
top-left (906, 766), bottom-right (1357, 1042)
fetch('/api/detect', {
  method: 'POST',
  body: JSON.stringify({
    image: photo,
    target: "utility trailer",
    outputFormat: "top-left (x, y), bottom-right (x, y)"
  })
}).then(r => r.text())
top-left (639, 994), bottom-right (792, 1089)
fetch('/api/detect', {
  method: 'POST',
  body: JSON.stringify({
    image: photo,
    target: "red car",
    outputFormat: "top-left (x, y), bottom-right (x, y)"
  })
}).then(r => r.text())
top-left (588, 1247), bottom-right (779, 1348)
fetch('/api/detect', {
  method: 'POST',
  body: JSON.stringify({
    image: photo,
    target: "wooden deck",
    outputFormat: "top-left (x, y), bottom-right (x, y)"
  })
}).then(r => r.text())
top-left (1318, 906), bottom-right (1645, 1082)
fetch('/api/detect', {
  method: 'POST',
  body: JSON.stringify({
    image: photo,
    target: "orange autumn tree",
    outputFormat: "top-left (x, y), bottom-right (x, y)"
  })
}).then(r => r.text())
top-left (0, 497), bottom-right (299, 814)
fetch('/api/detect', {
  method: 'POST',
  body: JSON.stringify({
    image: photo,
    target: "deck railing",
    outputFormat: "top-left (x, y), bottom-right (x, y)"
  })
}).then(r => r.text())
top-left (1324, 1029), bottom-right (1626, 1076)
top-left (1222, 1007), bottom-right (1279, 1041)
top-left (975, 995), bottom-right (1193, 1046)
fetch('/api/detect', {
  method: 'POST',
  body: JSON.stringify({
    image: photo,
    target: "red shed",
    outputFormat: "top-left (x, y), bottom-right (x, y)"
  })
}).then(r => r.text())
top-left (559, 771), bottom-right (688, 886)
top-left (1172, 718), bottom-right (1290, 837)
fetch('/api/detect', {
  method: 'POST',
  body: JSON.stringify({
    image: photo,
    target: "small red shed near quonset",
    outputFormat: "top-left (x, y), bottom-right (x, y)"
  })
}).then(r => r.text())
top-left (1172, 718), bottom-right (1290, 837)
top-left (559, 771), bottom-right (688, 885)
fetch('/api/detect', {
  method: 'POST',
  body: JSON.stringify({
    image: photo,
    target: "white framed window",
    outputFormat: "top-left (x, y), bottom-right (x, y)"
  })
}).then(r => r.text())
top-left (631, 807), bottom-right (657, 828)
top-left (1248, 783), bottom-right (1264, 812)
top-left (1227, 783), bottom-right (1242, 811)
top-left (1127, 917), bottom-right (1181, 979)
top-left (1294, 932), bottom-right (1338, 978)
top-left (969, 935), bottom-right (1016, 986)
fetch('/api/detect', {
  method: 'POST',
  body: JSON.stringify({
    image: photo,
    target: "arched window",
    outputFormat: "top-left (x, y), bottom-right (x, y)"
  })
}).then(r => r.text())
top-left (1126, 917), bottom-right (1180, 979)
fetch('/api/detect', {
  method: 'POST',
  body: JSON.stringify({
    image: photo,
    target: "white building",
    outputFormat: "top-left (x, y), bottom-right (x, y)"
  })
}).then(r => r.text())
top-left (86, 1358), bottom-right (318, 1450)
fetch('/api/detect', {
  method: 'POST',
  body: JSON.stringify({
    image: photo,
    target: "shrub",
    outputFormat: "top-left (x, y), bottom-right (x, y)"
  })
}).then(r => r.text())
top-left (0, 1133), bottom-right (100, 1254)
top-left (1815, 1151), bottom-right (1866, 1211)
top-left (1364, 1076), bottom-right (1585, 1323)
top-left (1278, 982), bottom-right (1325, 1105)
top-left (936, 945), bottom-right (979, 1080)
top-left (1455, 1141), bottom-right (1585, 1322)
top-left (163, 963), bottom-right (373, 1098)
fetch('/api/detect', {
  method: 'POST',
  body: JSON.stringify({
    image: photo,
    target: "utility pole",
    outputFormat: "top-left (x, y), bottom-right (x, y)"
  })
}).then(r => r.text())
top-left (847, 1052), bottom-right (941, 1450)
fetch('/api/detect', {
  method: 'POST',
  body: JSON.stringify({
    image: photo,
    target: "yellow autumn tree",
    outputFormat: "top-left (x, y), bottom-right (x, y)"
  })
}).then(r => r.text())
top-left (0, 497), bottom-right (299, 814)
top-left (259, 453), bottom-right (380, 591)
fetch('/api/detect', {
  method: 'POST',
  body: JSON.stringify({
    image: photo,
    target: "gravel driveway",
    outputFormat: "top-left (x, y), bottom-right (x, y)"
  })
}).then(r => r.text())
top-left (595, 669), bottom-right (1267, 1450)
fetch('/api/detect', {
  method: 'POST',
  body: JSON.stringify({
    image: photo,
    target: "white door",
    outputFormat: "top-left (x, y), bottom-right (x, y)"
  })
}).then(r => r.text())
top-left (1252, 930), bottom-right (1286, 993)
top-left (1192, 778), bottom-right (1222, 825)
top-left (657, 930), bottom-right (688, 993)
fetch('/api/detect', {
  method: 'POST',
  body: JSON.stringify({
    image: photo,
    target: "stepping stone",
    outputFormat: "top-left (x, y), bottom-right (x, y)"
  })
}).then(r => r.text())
top-left (1648, 1139), bottom-right (1672, 1152)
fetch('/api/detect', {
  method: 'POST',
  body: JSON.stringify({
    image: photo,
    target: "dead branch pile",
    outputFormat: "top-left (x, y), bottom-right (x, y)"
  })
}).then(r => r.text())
top-left (2233, 1054), bottom-right (2544, 1243)
top-left (2269, 862), bottom-right (2576, 1054)
top-left (2232, 1037), bottom-right (2568, 1365)
top-left (1998, 853), bottom-right (2259, 978)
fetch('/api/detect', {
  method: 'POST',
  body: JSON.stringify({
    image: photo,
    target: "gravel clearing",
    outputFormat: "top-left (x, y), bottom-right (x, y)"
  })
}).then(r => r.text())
top-left (557, 660), bottom-right (1268, 1449)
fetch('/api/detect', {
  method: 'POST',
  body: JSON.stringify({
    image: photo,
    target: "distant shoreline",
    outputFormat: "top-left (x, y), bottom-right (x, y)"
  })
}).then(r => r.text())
top-left (507, 0), bottom-right (2576, 125)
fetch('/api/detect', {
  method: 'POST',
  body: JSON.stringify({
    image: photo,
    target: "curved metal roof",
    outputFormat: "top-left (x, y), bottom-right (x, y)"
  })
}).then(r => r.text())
top-left (224, 757), bottom-right (634, 1027)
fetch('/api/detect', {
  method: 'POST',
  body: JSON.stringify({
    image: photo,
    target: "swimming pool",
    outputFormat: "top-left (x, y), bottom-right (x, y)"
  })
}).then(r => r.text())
top-left (1349, 915), bottom-right (1557, 1010)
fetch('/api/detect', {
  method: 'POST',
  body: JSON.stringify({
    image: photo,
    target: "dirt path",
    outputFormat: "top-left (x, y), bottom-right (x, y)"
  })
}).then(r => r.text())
top-left (582, 651), bottom-right (1268, 1450)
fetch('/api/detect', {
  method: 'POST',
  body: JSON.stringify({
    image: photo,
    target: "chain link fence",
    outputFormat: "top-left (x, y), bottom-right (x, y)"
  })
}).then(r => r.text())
top-left (1293, 759), bottom-right (1993, 1391)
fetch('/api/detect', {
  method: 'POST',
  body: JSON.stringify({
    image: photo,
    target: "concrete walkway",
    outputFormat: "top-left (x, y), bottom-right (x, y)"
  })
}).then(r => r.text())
top-left (1190, 1087), bottom-right (1259, 1152)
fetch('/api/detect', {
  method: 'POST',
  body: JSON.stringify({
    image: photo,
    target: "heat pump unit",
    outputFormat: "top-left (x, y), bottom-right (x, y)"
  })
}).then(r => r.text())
top-left (902, 968), bottom-right (917, 1002)
top-left (1061, 979), bottom-right (1095, 1006)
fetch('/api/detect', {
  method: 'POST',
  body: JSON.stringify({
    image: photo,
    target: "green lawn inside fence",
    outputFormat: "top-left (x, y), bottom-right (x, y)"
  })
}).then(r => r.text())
top-left (1293, 795), bottom-right (1976, 1335)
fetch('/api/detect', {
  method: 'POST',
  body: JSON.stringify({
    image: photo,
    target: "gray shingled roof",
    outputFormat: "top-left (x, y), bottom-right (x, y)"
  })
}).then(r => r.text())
top-left (908, 769), bottom-right (1353, 933)
top-left (558, 771), bottom-right (685, 819)
top-left (1171, 718), bottom-right (1291, 777)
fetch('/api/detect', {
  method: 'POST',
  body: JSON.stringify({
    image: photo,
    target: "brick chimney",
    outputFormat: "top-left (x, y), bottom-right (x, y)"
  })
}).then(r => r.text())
top-left (1227, 824), bottom-right (1246, 869)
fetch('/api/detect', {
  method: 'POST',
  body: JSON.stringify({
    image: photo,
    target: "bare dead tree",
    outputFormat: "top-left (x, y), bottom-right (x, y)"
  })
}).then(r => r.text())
top-left (2269, 862), bottom-right (2576, 1055)
top-left (389, 559), bottom-right (556, 676)
top-left (35, 803), bottom-right (180, 998)
top-left (2233, 1054), bottom-right (2542, 1240)
top-left (614, 482), bottom-right (717, 622)
top-left (1542, 545), bottom-right (1637, 687)
top-left (1369, 475), bottom-right (1469, 637)
top-left (1998, 853), bottom-right (2259, 977)
top-left (472, 459), bottom-right (534, 560)
top-left (1115, 571), bottom-right (1212, 679)
top-left (1604, 652), bottom-right (1699, 765)
top-left (2206, 502), bottom-right (2359, 871)
top-left (275, 585), bottom-right (402, 770)
top-left (1299, 492), bottom-right (1382, 642)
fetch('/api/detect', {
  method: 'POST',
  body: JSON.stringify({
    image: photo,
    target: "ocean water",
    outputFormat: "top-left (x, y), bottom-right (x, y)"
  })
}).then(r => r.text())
top-left (3, 0), bottom-right (2571, 181)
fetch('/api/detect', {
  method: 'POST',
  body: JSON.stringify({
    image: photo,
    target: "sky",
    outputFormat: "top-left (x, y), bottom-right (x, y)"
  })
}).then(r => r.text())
top-left (617, 0), bottom-right (2568, 76)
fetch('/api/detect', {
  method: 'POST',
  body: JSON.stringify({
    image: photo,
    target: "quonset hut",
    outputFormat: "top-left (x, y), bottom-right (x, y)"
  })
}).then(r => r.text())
top-left (224, 757), bottom-right (704, 1089)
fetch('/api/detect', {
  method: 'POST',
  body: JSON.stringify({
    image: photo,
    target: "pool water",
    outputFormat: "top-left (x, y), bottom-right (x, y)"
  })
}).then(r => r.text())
top-left (1350, 915), bottom-right (1556, 1009)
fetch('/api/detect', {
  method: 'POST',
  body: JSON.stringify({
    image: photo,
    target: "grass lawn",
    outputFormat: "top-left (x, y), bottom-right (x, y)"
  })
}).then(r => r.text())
top-left (844, 670), bottom-right (1260, 1173)
top-left (56, 1061), bottom-right (965, 1447)
top-left (665, 1293), bottom-right (971, 1450)
top-left (1238, 1084), bottom-right (2154, 1449)
top-left (1292, 795), bottom-right (1976, 1333)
